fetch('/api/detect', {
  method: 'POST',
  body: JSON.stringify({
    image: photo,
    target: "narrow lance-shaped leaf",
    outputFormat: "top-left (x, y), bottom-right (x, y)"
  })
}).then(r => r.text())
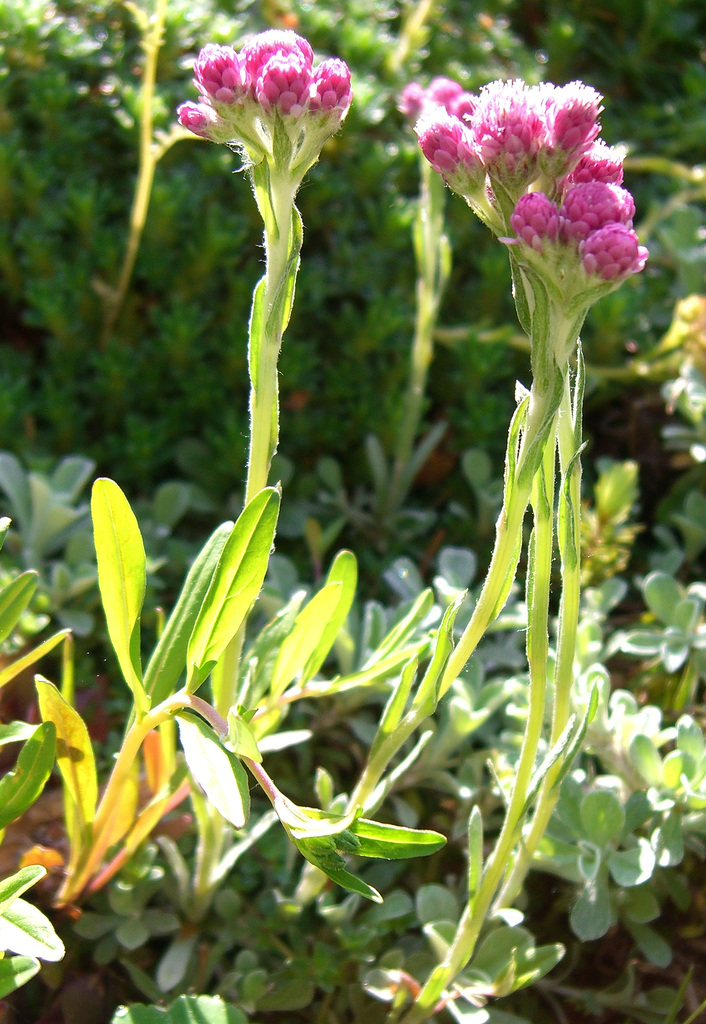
top-left (467, 805), bottom-right (483, 907)
top-left (176, 714), bottom-right (250, 829)
top-left (92, 479), bottom-right (147, 711)
top-left (347, 817), bottom-right (446, 859)
top-left (186, 488), bottom-right (280, 690)
top-left (35, 676), bottom-right (97, 852)
top-left (0, 571), bottom-right (38, 644)
top-left (0, 630), bottom-right (70, 691)
top-left (0, 866), bottom-right (47, 916)
top-left (269, 549), bottom-right (357, 697)
top-left (414, 597), bottom-right (462, 711)
top-left (368, 655), bottom-right (418, 762)
top-left (144, 522), bottom-right (233, 704)
top-left (0, 722), bottom-right (56, 831)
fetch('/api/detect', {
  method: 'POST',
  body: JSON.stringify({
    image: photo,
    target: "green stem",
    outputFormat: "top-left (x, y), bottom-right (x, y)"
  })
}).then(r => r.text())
top-left (397, 430), bottom-right (558, 1024)
top-left (386, 158), bottom-right (450, 515)
top-left (245, 164), bottom-right (301, 504)
top-left (100, 0), bottom-right (167, 346)
top-left (495, 364), bottom-right (583, 909)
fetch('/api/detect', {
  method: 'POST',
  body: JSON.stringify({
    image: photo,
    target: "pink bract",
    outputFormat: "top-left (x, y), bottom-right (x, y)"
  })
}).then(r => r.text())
top-left (546, 81), bottom-right (602, 158)
top-left (241, 29), bottom-right (314, 81)
top-left (194, 44), bottom-right (246, 105)
top-left (510, 193), bottom-right (560, 251)
top-left (566, 140), bottom-right (625, 186)
top-left (177, 101), bottom-right (219, 139)
top-left (416, 110), bottom-right (481, 184)
top-left (560, 182), bottom-right (635, 242)
top-left (310, 58), bottom-right (353, 115)
top-left (471, 80), bottom-right (547, 181)
top-left (255, 51), bottom-right (312, 117)
top-left (581, 223), bottom-right (648, 280)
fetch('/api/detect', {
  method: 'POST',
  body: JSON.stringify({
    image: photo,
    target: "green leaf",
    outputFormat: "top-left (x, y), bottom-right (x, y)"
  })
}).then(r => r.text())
top-left (625, 921), bottom-right (672, 968)
top-left (580, 790), bottom-right (625, 847)
top-left (570, 871), bottom-right (615, 941)
top-left (225, 709), bottom-right (262, 763)
top-left (643, 571), bottom-right (682, 626)
top-left (186, 488), bottom-right (280, 690)
top-left (608, 839), bottom-right (656, 887)
top-left (0, 722), bottom-right (38, 748)
top-left (144, 522), bottom-right (232, 704)
top-left (35, 676), bottom-right (97, 846)
top-left (413, 596), bottom-right (462, 710)
top-left (0, 629), bottom-right (70, 691)
top-left (111, 994), bottom-right (247, 1024)
top-left (0, 571), bottom-right (38, 644)
top-left (0, 898), bottom-right (65, 961)
top-left (291, 834), bottom-right (382, 903)
top-left (348, 818), bottom-right (446, 860)
top-left (92, 478), bottom-right (146, 709)
top-left (416, 884), bottom-right (459, 926)
top-left (176, 714), bottom-right (250, 829)
top-left (0, 955), bottom-right (41, 998)
top-left (269, 550), bottom-right (357, 696)
top-left (629, 733), bottom-right (664, 787)
top-left (0, 866), bottom-right (47, 916)
top-left (467, 805), bottom-right (483, 906)
top-left (0, 722), bottom-right (56, 830)
top-left (368, 656), bottom-right (417, 761)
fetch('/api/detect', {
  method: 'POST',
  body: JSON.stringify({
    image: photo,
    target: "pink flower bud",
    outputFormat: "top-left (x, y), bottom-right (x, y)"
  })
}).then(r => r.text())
top-left (241, 29), bottom-right (314, 82)
top-left (547, 81), bottom-right (602, 158)
top-left (581, 224), bottom-right (648, 280)
top-left (416, 110), bottom-right (483, 193)
top-left (399, 77), bottom-right (470, 123)
top-left (510, 193), bottom-right (560, 251)
top-left (560, 182), bottom-right (635, 242)
top-left (566, 140), bottom-right (624, 186)
top-left (255, 52), bottom-right (312, 118)
top-left (309, 58), bottom-right (352, 115)
top-left (399, 82), bottom-right (425, 122)
top-left (449, 91), bottom-right (476, 122)
top-left (177, 101), bottom-right (220, 139)
top-left (471, 80), bottom-right (547, 183)
top-left (426, 76), bottom-right (465, 110)
top-left (194, 44), bottom-right (246, 105)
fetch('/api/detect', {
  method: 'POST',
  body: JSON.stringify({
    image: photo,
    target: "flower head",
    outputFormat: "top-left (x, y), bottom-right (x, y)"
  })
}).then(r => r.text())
top-left (194, 44), bottom-right (247, 106)
top-left (560, 182), bottom-right (635, 242)
top-left (543, 81), bottom-right (602, 176)
top-left (178, 30), bottom-right (352, 177)
top-left (310, 58), bottom-right (353, 117)
top-left (510, 193), bottom-right (560, 251)
top-left (415, 109), bottom-right (484, 196)
top-left (471, 80), bottom-right (547, 190)
top-left (255, 51), bottom-right (311, 117)
top-left (177, 101), bottom-right (221, 140)
top-left (241, 29), bottom-right (314, 80)
top-left (581, 223), bottom-right (649, 280)
top-left (565, 140), bottom-right (625, 186)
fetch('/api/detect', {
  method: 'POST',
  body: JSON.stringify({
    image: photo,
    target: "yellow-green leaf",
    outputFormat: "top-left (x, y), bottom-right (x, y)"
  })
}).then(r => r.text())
top-left (91, 478), bottom-right (146, 709)
top-left (35, 677), bottom-right (97, 849)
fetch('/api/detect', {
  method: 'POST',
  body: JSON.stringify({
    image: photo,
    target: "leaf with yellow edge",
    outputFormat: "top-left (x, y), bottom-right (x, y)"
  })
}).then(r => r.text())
top-left (35, 677), bottom-right (97, 853)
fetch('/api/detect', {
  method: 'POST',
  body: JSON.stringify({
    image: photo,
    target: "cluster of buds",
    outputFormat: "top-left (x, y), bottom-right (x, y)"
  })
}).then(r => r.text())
top-left (178, 30), bottom-right (352, 177)
top-left (411, 76), bottom-right (647, 288)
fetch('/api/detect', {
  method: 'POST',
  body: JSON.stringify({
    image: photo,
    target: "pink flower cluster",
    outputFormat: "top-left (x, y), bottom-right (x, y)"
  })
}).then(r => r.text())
top-left (410, 75), bottom-right (647, 284)
top-left (177, 30), bottom-right (352, 157)
top-left (510, 181), bottom-right (647, 281)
